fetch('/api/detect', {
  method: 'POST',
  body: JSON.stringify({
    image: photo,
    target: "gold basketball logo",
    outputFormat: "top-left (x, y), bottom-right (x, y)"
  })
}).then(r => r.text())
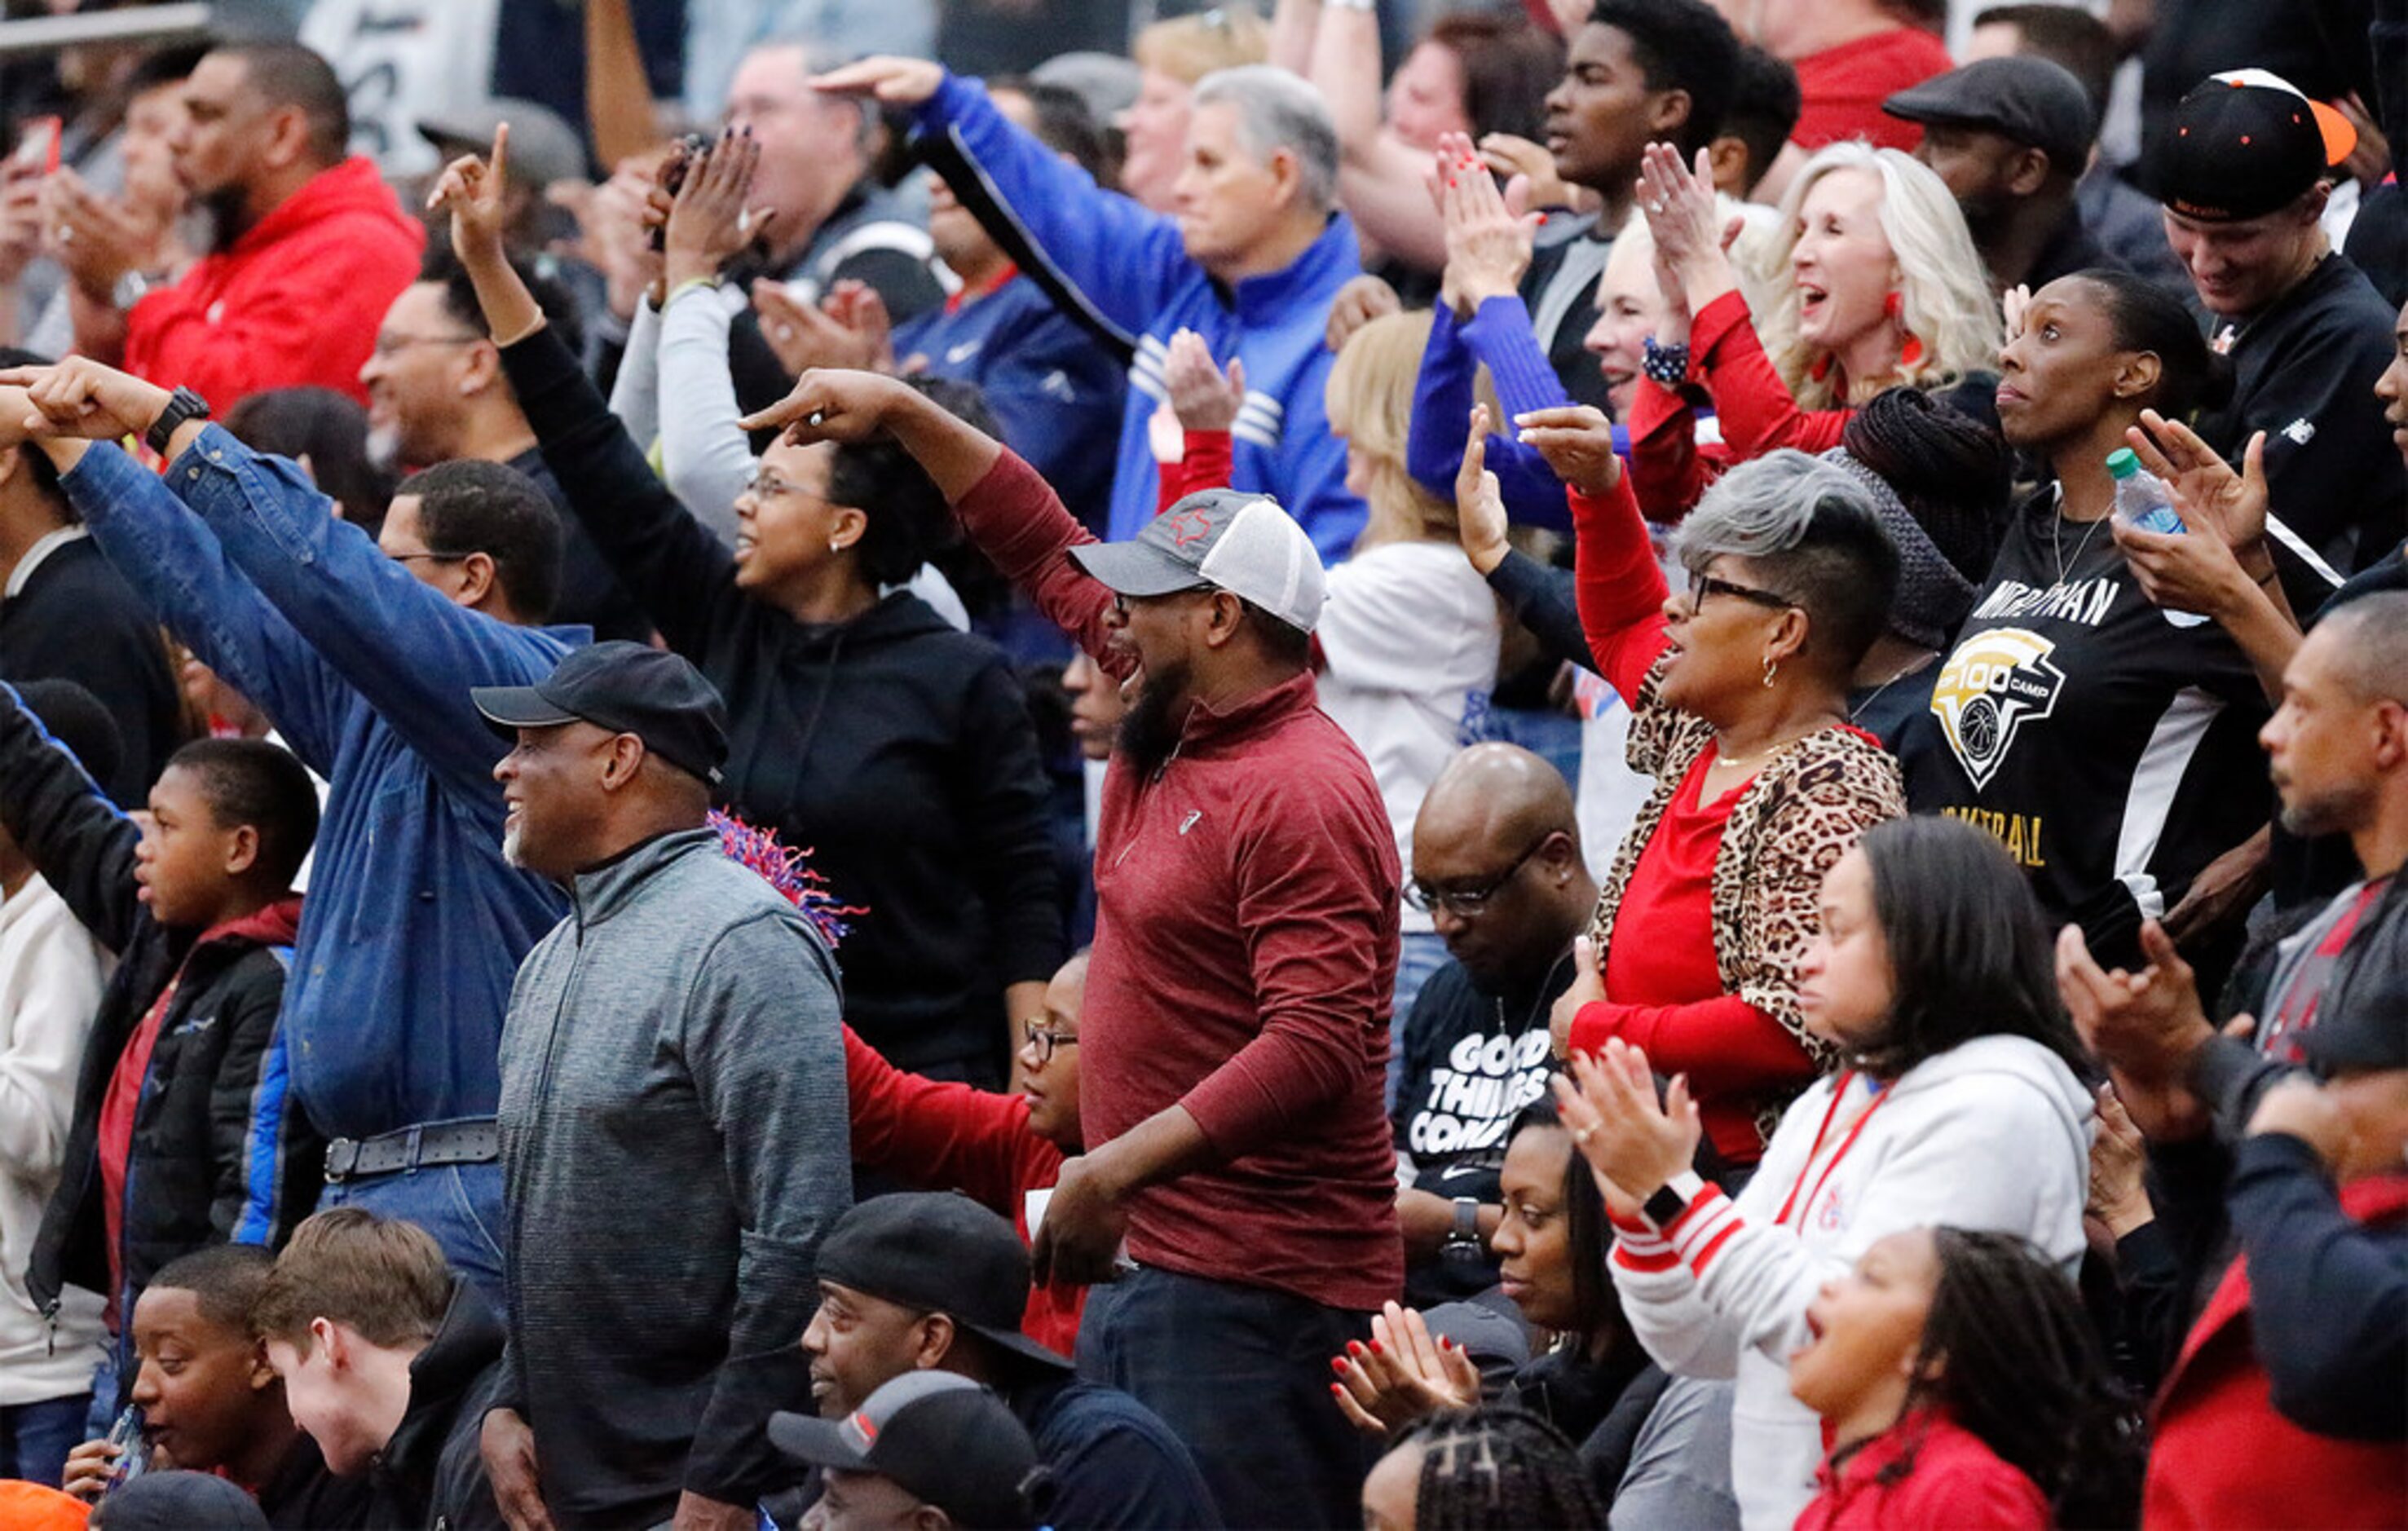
top-left (1929, 629), bottom-right (2068, 789)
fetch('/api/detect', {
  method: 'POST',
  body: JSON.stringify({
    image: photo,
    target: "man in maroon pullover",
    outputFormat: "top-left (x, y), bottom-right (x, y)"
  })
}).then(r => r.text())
top-left (745, 370), bottom-right (1401, 1529)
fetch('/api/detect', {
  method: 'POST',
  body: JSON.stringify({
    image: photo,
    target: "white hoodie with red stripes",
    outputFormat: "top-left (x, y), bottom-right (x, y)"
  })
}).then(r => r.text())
top-left (1608, 1034), bottom-right (2093, 1531)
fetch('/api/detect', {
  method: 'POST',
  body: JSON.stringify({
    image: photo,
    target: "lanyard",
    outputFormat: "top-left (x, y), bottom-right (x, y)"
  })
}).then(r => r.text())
top-left (1774, 1071), bottom-right (1888, 1229)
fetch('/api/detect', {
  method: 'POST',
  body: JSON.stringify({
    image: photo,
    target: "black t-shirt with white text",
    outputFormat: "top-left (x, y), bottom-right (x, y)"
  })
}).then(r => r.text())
top-left (1894, 491), bottom-right (2270, 966)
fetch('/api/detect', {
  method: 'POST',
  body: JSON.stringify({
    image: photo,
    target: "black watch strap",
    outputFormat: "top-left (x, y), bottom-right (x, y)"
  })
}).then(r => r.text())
top-left (145, 386), bottom-right (210, 457)
top-left (1643, 1171), bottom-right (1706, 1229)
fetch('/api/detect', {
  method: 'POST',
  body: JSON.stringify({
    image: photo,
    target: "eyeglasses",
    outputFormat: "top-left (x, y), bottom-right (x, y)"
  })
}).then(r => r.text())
top-left (1109, 585), bottom-right (1213, 617)
top-left (1684, 572), bottom-right (1795, 614)
top-left (1405, 834), bottom-right (1552, 917)
top-left (743, 471), bottom-right (811, 501)
top-left (1023, 1021), bottom-right (1079, 1066)
top-left (390, 550), bottom-right (469, 566)
top-left (370, 332), bottom-right (483, 359)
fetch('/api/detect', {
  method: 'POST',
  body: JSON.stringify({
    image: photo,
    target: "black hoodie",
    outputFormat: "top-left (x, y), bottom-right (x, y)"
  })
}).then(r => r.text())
top-left (367, 1283), bottom-right (510, 1531)
top-left (499, 324), bottom-right (1064, 1082)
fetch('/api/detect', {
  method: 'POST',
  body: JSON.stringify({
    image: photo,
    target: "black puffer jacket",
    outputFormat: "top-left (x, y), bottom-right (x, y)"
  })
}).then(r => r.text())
top-left (0, 683), bottom-right (321, 1348)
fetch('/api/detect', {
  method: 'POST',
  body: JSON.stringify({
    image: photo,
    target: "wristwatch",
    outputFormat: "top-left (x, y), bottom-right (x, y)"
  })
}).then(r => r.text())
top-left (1643, 1171), bottom-right (1707, 1230)
top-left (1440, 1196), bottom-right (1484, 1264)
top-left (144, 386), bottom-right (210, 456)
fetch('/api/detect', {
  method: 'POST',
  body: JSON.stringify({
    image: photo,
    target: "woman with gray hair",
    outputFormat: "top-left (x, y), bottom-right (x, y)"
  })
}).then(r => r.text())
top-left (1460, 404), bottom-right (1907, 1172)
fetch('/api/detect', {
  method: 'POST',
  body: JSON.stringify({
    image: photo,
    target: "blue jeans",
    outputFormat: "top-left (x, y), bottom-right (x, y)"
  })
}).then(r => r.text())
top-left (1077, 1266), bottom-right (1374, 1530)
top-left (320, 1160), bottom-right (508, 1316)
top-left (1, 1392), bottom-right (91, 1487)
top-left (1389, 930), bottom-right (1452, 1114)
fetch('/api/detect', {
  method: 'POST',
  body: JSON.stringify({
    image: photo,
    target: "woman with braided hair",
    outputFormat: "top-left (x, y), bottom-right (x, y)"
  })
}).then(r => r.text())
top-left (1788, 1228), bottom-right (2144, 1529)
top-left (1361, 1406), bottom-right (1608, 1531)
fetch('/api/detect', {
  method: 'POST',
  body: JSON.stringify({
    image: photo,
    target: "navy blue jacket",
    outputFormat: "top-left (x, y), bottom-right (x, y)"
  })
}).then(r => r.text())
top-left (59, 430), bottom-right (580, 1141)
top-left (893, 274), bottom-right (1123, 534)
top-left (1020, 1375), bottom-right (1223, 1530)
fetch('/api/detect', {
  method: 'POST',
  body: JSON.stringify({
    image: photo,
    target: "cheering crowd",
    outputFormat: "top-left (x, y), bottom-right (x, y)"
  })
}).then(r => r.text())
top-left (0, 0), bottom-right (2403, 1526)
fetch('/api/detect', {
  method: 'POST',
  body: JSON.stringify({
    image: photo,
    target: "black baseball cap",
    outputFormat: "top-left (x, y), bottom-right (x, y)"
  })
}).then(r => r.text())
top-left (769, 1372), bottom-right (1044, 1531)
top-left (470, 641), bottom-right (728, 787)
top-left (2154, 69), bottom-right (2357, 223)
top-left (1883, 56), bottom-right (2097, 174)
top-left (814, 1193), bottom-right (1071, 1373)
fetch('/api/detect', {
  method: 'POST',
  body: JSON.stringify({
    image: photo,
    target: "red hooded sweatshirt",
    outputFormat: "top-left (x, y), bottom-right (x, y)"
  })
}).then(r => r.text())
top-left (123, 157), bottom-right (422, 409)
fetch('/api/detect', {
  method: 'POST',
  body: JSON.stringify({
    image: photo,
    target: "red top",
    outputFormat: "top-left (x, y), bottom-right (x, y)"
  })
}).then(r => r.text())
top-left (97, 981), bottom-right (177, 1324)
top-left (1560, 476), bottom-right (1815, 1162)
top-left (840, 1026), bottom-right (1081, 1357)
top-left (123, 157), bottom-right (423, 409)
top-left (1789, 28), bottom-right (1952, 152)
top-left (1797, 1410), bottom-right (2050, 1530)
top-left (1158, 430), bottom-right (1233, 512)
top-left (954, 449), bottom-right (1404, 1310)
top-left (1623, 380), bottom-right (1731, 524)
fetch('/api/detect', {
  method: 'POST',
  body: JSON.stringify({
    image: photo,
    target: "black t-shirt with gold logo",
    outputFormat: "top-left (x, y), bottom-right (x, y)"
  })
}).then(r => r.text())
top-left (1893, 488), bottom-right (2269, 966)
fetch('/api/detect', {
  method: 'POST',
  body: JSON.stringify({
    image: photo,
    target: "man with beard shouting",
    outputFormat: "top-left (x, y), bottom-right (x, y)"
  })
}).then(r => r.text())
top-left (740, 368), bottom-right (1402, 1531)
top-left (104, 42), bottom-right (421, 410)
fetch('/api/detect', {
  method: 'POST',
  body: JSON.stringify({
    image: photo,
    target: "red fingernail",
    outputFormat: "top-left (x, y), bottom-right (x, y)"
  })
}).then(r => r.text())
top-left (1538, 213), bottom-right (1549, 224)
top-left (1447, 178), bottom-right (1458, 188)
top-left (1347, 1340), bottom-right (1365, 1357)
top-left (1369, 1339), bottom-right (1384, 1356)
top-left (1330, 1383), bottom-right (1345, 1399)
top-left (1331, 1356), bottom-right (1348, 1374)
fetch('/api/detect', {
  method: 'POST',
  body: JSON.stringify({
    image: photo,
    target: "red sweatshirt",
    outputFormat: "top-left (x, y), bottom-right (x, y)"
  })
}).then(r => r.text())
top-left (955, 449), bottom-right (1405, 1311)
top-left (1797, 1410), bottom-right (2049, 1530)
top-left (841, 1026), bottom-right (1081, 1357)
top-left (123, 157), bottom-right (423, 409)
top-left (1790, 28), bottom-right (1952, 152)
top-left (1561, 477), bottom-right (1818, 1162)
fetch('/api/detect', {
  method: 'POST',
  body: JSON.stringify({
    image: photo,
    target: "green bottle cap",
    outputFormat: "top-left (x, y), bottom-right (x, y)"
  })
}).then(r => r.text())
top-left (2106, 448), bottom-right (2141, 479)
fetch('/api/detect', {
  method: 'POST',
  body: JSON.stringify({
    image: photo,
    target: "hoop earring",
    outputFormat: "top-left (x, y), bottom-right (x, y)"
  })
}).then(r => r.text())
top-left (1762, 655), bottom-right (1779, 689)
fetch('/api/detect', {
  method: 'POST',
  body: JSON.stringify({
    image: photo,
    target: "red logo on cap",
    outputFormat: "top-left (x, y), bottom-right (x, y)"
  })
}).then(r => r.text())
top-left (849, 1411), bottom-right (879, 1446)
top-left (1164, 509), bottom-right (1214, 549)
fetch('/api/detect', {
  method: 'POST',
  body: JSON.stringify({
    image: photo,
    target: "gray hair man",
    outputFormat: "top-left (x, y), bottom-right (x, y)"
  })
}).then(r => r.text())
top-left (808, 52), bottom-right (1372, 562)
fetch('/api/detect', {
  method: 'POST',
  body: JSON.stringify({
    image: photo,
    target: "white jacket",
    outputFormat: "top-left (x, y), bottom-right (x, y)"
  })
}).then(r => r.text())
top-left (0, 874), bottom-right (108, 1405)
top-left (1609, 1035), bottom-right (2092, 1531)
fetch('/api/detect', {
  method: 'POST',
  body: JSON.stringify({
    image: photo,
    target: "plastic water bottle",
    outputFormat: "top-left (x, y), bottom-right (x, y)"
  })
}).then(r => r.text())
top-left (2106, 448), bottom-right (2208, 627)
top-left (101, 1404), bottom-right (148, 1495)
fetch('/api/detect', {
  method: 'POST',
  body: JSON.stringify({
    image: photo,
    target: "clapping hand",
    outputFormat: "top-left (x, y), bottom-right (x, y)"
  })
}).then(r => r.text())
top-left (1636, 143), bottom-right (1740, 315)
top-left (1515, 404), bottom-right (1622, 496)
top-left (1329, 1301), bottom-right (1483, 1436)
top-left (663, 127), bottom-right (774, 289)
top-left (1430, 130), bottom-right (1537, 311)
top-left (1163, 329), bottom-right (1246, 435)
top-left (1551, 1039), bottom-right (1700, 1217)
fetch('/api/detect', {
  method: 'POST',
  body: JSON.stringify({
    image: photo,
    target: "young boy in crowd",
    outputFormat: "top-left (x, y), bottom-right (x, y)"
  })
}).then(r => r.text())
top-left (845, 950), bottom-right (1087, 1355)
top-left (0, 683), bottom-right (325, 1408)
top-left (60, 1244), bottom-right (369, 1529)
top-left (253, 1207), bottom-right (507, 1530)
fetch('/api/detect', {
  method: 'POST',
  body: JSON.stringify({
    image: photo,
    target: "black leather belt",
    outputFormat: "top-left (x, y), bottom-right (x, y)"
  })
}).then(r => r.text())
top-left (324, 1118), bottom-right (500, 1184)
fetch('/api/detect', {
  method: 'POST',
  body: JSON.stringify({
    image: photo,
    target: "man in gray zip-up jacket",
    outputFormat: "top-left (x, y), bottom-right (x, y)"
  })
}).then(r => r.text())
top-left (470, 642), bottom-right (850, 1529)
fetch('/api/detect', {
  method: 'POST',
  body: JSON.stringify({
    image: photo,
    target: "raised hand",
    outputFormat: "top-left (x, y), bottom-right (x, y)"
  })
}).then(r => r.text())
top-left (822, 280), bottom-right (897, 375)
top-left (809, 55), bottom-right (943, 106)
top-left (0, 165), bottom-right (44, 287)
top-left (1431, 130), bottom-right (1537, 310)
top-left (2053, 920), bottom-right (2214, 1141)
top-left (40, 167), bottom-right (173, 299)
top-left (1163, 328), bottom-right (1246, 435)
top-left (1554, 1039), bottom-right (1701, 1207)
top-left (736, 367), bottom-right (916, 446)
top-left (2125, 413), bottom-right (2269, 554)
top-left (1325, 272), bottom-right (1401, 354)
top-left (1637, 142), bottom-right (1737, 314)
top-left (664, 128), bottom-right (771, 289)
top-left (1515, 404), bottom-right (1622, 496)
top-left (1479, 132), bottom-right (1584, 215)
top-left (0, 355), bottom-right (174, 441)
top-left (751, 280), bottom-right (884, 375)
top-left (1455, 405), bottom-right (1510, 576)
top-left (426, 121), bottom-right (512, 267)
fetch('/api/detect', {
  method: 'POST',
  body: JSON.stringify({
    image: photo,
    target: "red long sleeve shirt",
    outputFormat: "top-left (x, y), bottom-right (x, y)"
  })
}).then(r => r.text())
top-left (1797, 1411), bottom-right (2049, 1530)
top-left (1564, 477), bottom-right (1815, 1163)
top-left (840, 1026), bottom-right (1081, 1357)
top-left (122, 157), bottom-right (422, 409)
top-left (954, 450), bottom-right (1404, 1311)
